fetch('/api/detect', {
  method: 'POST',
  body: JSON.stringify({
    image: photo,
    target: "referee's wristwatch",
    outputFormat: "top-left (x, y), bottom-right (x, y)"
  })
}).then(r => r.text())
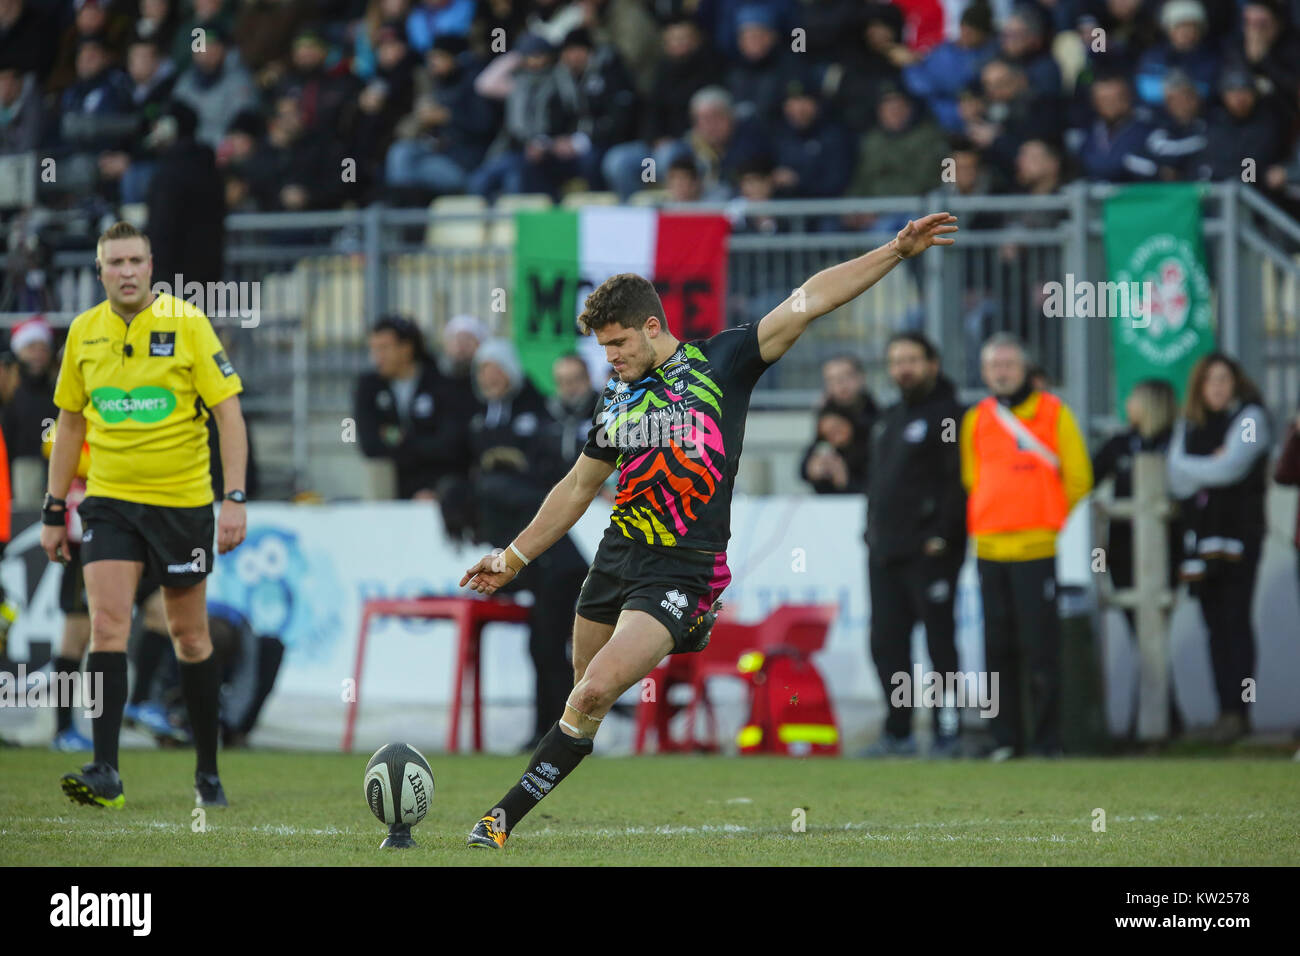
top-left (224, 490), bottom-right (247, 503)
top-left (42, 493), bottom-right (67, 525)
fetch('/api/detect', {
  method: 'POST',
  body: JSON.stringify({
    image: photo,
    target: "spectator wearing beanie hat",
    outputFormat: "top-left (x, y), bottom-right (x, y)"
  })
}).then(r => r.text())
top-left (2, 315), bottom-right (58, 503)
top-left (1133, 0), bottom-right (1220, 107)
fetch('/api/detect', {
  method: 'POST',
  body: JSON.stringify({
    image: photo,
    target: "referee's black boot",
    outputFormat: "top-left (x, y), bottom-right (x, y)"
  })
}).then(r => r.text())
top-left (61, 762), bottom-right (125, 809)
top-left (195, 772), bottom-right (228, 808)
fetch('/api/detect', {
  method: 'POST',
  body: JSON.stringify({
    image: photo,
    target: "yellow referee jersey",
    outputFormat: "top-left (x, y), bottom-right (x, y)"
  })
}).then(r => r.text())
top-left (53, 293), bottom-right (243, 507)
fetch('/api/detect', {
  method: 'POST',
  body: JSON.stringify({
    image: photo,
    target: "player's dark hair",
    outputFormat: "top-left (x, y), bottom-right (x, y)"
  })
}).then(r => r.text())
top-left (371, 313), bottom-right (432, 363)
top-left (886, 331), bottom-right (939, 361)
top-left (577, 273), bottom-right (667, 336)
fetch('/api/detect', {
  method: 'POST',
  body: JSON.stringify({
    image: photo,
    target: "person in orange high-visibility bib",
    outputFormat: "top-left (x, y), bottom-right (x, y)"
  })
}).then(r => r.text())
top-left (959, 333), bottom-right (1092, 759)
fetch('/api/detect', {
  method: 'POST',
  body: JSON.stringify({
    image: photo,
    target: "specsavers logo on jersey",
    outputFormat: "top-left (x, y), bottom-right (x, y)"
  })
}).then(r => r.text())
top-left (90, 387), bottom-right (177, 423)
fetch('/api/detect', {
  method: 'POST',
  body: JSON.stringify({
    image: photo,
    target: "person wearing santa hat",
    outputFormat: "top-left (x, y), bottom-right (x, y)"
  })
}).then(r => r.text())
top-left (2, 315), bottom-right (58, 506)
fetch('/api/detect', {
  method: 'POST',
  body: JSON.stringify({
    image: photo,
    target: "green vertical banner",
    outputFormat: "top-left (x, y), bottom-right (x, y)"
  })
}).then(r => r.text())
top-left (512, 209), bottom-right (581, 396)
top-left (1103, 183), bottom-right (1215, 406)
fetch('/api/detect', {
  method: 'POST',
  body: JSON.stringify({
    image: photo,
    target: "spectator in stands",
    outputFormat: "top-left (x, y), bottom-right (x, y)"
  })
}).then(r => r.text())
top-left (1227, 0), bottom-right (1300, 130)
top-left (961, 333), bottom-right (1093, 758)
top-left (1144, 69), bottom-right (1208, 181)
top-left (1075, 0), bottom-right (1158, 79)
top-left (863, 332), bottom-right (966, 757)
top-left (438, 313), bottom-right (488, 388)
top-left (527, 26), bottom-right (638, 195)
top-left (822, 4), bottom-right (904, 134)
top-left (354, 0), bottom-right (414, 81)
top-left (547, 350), bottom-right (599, 464)
top-left (768, 74), bottom-right (853, 199)
top-left (1195, 68), bottom-right (1285, 186)
top-left (903, 1), bottom-right (998, 134)
top-left (800, 353), bottom-right (875, 494)
top-left (354, 314), bottom-right (473, 500)
top-left (48, 0), bottom-right (135, 96)
top-left (466, 337), bottom-right (586, 751)
top-left (216, 110), bottom-right (265, 212)
top-left (728, 156), bottom-right (787, 235)
top-left (0, 0), bottom-right (61, 84)
top-left (274, 29), bottom-right (359, 140)
top-left (145, 100), bottom-right (225, 288)
top-left (583, 0), bottom-right (661, 97)
top-left (386, 34), bottom-right (495, 201)
top-left (1, 315), bottom-right (56, 471)
top-left (725, 4), bottom-right (800, 125)
top-left (848, 84), bottom-right (948, 198)
top-left (1168, 353), bottom-right (1272, 743)
top-left (353, 19), bottom-right (420, 197)
top-left (1013, 138), bottom-right (1064, 197)
top-left (234, 0), bottom-right (314, 85)
top-left (664, 152), bottom-right (714, 200)
top-left (172, 0), bottom-right (235, 71)
top-left (468, 32), bottom-right (555, 199)
top-left (407, 0), bottom-right (477, 54)
top-left (136, 0), bottom-right (180, 53)
top-left (1133, 0), bottom-right (1220, 108)
top-left (999, 5), bottom-right (1060, 97)
top-left (0, 66), bottom-right (41, 154)
top-left (55, 36), bottom-right (135, 195)
top-left (172, 21), bottom-right (259, 149)
top-left (697, 0), bottom-right (796, 61)
top-left (942, 135), bottom-right (999, 201)
top-left (1076, 73), bottom-right (1157, 182)
top-left (966, 58), bottom-right (1063, 180)
top-left (96, 35), bottom-right (178, 204)
top-left (669, 86), bottom-right (771, 200)
top-left (1273, 402), bottom-right (1300, 594)
top-left (1091, 378), bottom-right (1184, 742)
top-left (601, 16), bottom-right (722, 200)
top-left (245, 95), bottom-right (350, 210)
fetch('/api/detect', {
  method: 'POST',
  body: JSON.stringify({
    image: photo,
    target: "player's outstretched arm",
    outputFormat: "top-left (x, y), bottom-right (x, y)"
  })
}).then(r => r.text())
top-left (755, 212), bottom-right (958, 363)
top-left (461, 451), bottom-right (616, 595)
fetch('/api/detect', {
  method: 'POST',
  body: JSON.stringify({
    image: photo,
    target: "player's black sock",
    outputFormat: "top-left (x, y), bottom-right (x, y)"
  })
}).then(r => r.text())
top-left (130, 629), bottom-right (171, 705)
top-left (488, 722), bottom-right (593, 833)
top-left (87, 651), bottom-right (127, 770)
top-left (179, 653), bottom-right (221, 775)
top-left (52, 656), bottom-right (81, 734)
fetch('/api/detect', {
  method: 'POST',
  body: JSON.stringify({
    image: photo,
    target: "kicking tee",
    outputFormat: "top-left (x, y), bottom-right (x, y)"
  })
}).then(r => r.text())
top-left (582, 323), bottom-right (772, 552)
top-left (54, 293), bottom-right (243, 507)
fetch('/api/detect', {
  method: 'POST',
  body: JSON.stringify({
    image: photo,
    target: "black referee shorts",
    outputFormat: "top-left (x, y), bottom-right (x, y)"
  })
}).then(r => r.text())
top-left (78, 496), bottom-right (215, 590)
top-left (575, 526), bottom-right (732, 655)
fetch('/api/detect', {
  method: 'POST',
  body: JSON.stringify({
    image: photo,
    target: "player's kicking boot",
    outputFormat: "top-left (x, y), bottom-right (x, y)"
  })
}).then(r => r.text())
top-left (467, 815), bottom-right (508, 849)
top-left (60, 762), bottom-right (125, 808)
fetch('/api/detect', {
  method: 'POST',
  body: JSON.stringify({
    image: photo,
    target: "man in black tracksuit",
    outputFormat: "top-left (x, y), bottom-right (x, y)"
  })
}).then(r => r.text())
top-left (864, 332), bottom-right (967, 757)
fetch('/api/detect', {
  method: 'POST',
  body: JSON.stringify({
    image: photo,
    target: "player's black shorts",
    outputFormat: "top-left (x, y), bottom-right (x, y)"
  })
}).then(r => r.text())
top-left (78, 496), bottom-right (215, 589)
top-left (575, 526), bottom-right (732, 654)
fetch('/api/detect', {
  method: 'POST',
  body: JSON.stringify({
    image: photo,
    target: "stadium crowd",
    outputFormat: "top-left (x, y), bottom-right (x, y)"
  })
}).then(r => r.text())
top-left (4, 0), bottom-right (1300, 220)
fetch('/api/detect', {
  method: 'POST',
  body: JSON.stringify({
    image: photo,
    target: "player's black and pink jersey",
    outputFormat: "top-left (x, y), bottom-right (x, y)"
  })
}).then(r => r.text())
top-left (582, 323), bottom-right (772, 552)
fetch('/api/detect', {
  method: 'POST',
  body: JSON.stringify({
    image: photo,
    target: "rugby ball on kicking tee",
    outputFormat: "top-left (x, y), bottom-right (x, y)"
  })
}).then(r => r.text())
top-left (364, 743), bottom-right (435, 826)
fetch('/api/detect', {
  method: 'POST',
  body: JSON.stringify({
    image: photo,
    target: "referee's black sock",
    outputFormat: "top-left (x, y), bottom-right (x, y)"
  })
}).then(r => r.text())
top-left (179, 652), bottom-right (221, 776)
top-left (52, 656), bottom-right (81, 734)
top-left (130, 629), bottom-right (172, 705)
top-left (487, 722), bottom-right (593, 834)
top-left (87, 652), bottom-right (127, 770)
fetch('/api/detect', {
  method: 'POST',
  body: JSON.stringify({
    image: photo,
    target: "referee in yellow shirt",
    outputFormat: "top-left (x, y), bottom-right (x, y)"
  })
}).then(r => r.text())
top-left (41, 221), bottom-right (249, 808)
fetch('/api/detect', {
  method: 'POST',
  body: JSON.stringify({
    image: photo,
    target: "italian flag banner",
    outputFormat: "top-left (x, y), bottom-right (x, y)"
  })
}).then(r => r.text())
top-left (1103, 183), bottom-right (1214, 406)
top-left (512, 207), bottom-right (730, 394)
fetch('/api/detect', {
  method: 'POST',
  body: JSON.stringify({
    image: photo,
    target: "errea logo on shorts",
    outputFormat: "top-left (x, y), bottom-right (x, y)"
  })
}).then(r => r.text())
top-left (660, 589), bottom-right (688, 620)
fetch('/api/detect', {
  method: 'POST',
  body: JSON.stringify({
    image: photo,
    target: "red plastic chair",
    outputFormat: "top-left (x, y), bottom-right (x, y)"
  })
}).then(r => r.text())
top-left (342, 596), bottom-right (530, 753)
top-left (742, 604), bottom-right (838, 755)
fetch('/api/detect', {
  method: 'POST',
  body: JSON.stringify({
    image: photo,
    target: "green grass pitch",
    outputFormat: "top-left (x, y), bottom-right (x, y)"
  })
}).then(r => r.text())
top-left (2, 750), bottom-right (1297, 865)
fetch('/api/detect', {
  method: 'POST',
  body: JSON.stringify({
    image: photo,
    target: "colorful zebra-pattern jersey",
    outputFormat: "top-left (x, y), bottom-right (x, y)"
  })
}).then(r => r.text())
top-left (581, 323), bottom-right (772, 552)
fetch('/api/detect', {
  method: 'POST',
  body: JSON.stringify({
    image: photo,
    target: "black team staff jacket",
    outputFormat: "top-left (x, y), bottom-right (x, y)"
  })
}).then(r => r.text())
top-left (354, 362), bottom-right (475, 499)
top-left (866, 375), bottom-right (967, 561)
